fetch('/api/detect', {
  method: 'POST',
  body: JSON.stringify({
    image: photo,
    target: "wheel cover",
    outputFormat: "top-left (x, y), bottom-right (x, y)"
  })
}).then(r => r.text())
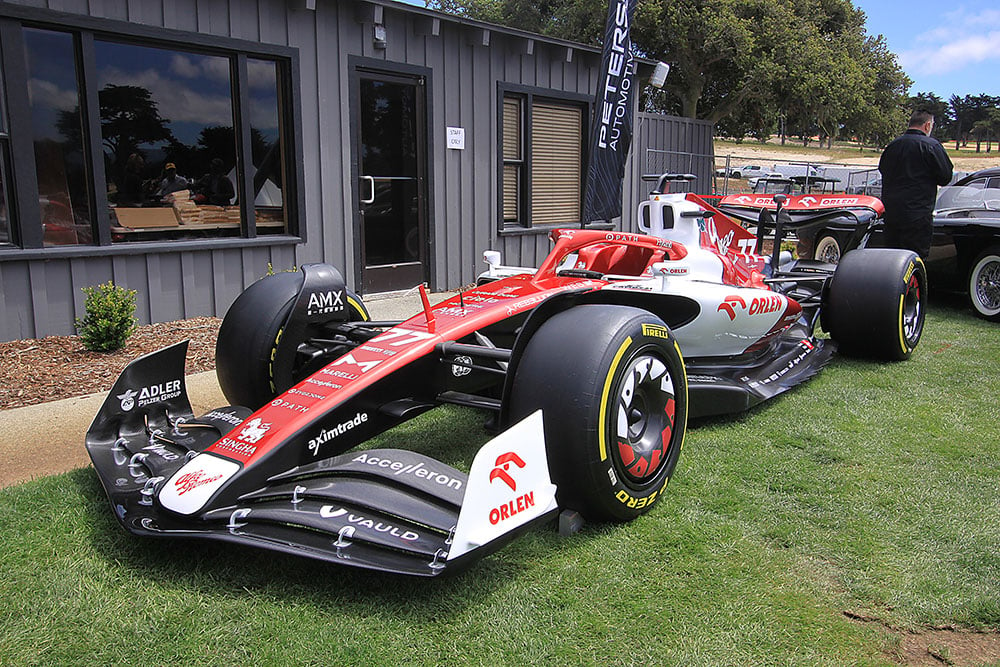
top-left (815, 236), bottom-right (841, 263)
top-left (613, 353), bottom-right (676, 484)
top-left (973, 257), bottom-right (1000, 313)
top-left (901, 272), bottom-right (924, 345)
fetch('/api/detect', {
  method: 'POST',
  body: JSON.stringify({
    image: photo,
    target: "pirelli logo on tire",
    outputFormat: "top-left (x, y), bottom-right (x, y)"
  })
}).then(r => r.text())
top-left (641, 323), bottom-right (670, 339)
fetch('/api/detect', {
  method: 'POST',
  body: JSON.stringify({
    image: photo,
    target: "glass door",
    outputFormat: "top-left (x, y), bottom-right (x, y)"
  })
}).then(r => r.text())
top-left (356, 70), bottom-right (427, 293)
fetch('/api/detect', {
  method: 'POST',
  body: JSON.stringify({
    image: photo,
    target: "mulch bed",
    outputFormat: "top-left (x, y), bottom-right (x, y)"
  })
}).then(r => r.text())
top-left (0, 317), bottom-right (221, 410)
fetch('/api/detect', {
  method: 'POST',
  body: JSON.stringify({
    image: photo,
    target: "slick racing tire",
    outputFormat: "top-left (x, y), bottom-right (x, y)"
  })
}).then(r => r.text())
top-left (824, 248), bottom-right (927, 361)
top-left (968, 247), bottom-right (1000, 321)
top-left (216, 271), bottom-right (369, 409)
top-left (508, 305), bottom-right (687, 522)
top-left (813, 233), bottom-right (843, 264)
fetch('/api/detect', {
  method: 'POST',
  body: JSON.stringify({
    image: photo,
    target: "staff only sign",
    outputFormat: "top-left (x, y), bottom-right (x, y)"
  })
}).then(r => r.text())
top-left (583, 0), bottom-right (637, 225)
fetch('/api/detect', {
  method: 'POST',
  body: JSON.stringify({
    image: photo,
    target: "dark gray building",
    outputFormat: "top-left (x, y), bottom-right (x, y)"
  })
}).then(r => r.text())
top-left (0, 0), bottom-right (712, 343)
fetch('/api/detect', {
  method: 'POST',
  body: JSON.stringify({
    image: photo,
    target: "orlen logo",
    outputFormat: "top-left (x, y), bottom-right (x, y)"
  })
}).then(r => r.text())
top-left (173, 470), bottom-right (223, 496)
top-left (718, 295), bottom-right (747, 320)
top-left (488, 452), bottom-right (537, 526)
top-left (489, 452), bottom-right (525, 491)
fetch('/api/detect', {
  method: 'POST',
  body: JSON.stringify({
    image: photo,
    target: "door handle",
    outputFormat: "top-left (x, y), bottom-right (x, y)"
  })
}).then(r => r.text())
top-left (360, 176), bottom-right (375, 204)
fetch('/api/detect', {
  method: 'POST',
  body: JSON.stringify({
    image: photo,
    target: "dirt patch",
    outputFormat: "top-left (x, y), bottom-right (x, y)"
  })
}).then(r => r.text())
top-left (716, 141), bottom-right (1000, 172)
top-left (0, 317), bottom-right (220, 411)
top-left (845, 610), bottom-right (1000, 665)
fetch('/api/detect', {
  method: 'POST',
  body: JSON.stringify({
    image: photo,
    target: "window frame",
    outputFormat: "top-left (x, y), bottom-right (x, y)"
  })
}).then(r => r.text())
top-left (0, 5), bottom-right (303, 260)
top-left (497, 83), bottom-right (590, 235)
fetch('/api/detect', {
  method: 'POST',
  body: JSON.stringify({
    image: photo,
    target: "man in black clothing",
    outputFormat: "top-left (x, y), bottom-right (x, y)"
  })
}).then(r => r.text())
top-left (878, 110), bottom-right (953, 258)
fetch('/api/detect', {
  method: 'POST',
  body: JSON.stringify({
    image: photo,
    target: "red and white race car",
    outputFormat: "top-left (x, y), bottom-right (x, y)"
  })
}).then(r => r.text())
top-left (86, 184), bottom-right (925, 576)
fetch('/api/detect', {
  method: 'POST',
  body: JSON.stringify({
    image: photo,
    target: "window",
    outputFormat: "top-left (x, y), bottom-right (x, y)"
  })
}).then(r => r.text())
top-left (248, 58), bottom-right (289, 234)
top-left (501, 91), bottom-right (585, 230)
top-left (23, 28), bottom-right (92, 246)
top-left (0, 56), bottom-right (11, 246)
top-left (1, 14), bottom-right (297, 250)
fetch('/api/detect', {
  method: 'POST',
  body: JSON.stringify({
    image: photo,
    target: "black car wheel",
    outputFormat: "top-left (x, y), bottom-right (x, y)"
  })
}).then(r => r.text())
top-left (216, 271), bottom-right (369, 408)
top-left (968, 248), bottom-right (1000, 321)
top-left (508, 305), bottom-right (687, 522)
top-left (824, 248), bottom-right (927, 360)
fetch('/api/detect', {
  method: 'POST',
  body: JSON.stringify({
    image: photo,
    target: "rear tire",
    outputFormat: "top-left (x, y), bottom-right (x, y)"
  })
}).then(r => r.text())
top-left (216, 272), bottom-right (368, 408)
top-left (968, 248), bottom-right (1000, 321)
top-left (824, 248), bottom-right (926, 360)
top-left (508, 305), bottom-right (687, 522)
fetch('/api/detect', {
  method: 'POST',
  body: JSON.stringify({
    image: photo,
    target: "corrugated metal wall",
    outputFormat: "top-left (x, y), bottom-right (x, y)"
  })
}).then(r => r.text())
top-left (0, 0), bottom-right (710, 342)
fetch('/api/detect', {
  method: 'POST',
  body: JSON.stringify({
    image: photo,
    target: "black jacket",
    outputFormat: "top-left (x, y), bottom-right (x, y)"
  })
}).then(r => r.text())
top-left (878, 129), bottom-right (953, 219)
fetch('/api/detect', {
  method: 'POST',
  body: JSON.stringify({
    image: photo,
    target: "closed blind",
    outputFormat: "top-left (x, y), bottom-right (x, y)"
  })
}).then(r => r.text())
top-left (530, 102), bottom-right (582, 226)
top-left (502, 97), bottom-right (522, 222)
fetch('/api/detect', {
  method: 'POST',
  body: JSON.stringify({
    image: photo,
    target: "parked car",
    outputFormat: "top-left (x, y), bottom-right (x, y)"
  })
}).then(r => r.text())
top-left (846, 177), bottom-right (882, 198)
top-left (929, 167), bottom-right (1000, 320)
top-left (85, 180), bottom-right (927, 576)
top-left (747, 172), bottom-right (783, 189)
top-left (745, 166), bottom-right (1000, 321)
top-left (716, 164), bottom-right (765, 179)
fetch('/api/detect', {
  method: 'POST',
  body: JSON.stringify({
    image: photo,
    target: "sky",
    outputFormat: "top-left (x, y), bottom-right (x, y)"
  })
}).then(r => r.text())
top-left (828, 1), bottom-right (999, 99)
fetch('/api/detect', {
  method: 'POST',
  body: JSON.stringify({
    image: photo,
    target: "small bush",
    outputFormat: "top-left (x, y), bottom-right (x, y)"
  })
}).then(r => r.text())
top-left (75, 281), bottom-right (138, 352)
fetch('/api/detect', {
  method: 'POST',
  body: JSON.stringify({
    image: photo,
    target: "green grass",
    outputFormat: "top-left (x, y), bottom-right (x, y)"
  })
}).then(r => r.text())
top-left (1, 295), bottom-right (998, 665)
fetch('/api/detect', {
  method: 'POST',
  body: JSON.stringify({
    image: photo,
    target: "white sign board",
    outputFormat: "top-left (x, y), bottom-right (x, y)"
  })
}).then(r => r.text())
top-left (447, 127), bottom-right (465, 150)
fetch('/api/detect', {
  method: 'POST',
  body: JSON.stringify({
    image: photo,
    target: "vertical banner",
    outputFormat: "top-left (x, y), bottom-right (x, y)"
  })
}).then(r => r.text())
top-left (582, 0), bottom-right (637, 226)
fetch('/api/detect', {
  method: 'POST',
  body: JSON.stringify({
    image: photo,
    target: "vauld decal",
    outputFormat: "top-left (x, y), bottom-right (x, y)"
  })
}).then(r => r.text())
top-left (489, 452), bottom-right (526, 491)
top-left (319, 506), bottom-right (419, 541)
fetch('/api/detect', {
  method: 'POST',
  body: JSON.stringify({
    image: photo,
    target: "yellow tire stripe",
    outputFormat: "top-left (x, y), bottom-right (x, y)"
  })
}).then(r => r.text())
top-left (599, 337), bottom-right (632, 461)
top-left (347, 295), bottom-right (369, 321)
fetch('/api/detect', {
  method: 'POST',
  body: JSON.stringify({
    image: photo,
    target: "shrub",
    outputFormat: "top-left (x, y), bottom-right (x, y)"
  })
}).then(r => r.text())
top-left (75, 281), bottom-right (138, 352)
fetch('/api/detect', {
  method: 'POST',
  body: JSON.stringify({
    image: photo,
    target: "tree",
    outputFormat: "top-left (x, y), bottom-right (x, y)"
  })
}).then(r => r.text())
top-left (432, 0), bottom-right (912, 146)
top-left (909, 92), bottom-right (951, 142)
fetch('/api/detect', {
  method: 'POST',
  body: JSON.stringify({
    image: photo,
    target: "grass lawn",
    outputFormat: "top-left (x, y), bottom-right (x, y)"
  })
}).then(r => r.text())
top-left (1, 293), bottom-right (997, 665)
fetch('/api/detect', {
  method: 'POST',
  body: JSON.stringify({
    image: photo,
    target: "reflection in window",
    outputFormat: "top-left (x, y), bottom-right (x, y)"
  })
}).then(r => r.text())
top-left (94, 40), bottom-right (238, 241)
top-left (0, 155), bottom-right (10, 245)
top-left (248, 58), bottom-right (287, 233)
top-left (23, 28), bottom-right (92, 246)
top-left (0, 67), bottom-right (10, 245)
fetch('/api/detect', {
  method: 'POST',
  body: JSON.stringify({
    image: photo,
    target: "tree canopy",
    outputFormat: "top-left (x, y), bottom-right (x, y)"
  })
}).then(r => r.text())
top-left (430, 0), bottom-right (921, 146)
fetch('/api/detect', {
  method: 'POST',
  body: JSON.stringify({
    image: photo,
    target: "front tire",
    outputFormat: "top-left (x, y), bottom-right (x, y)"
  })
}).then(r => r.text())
top-left (216, 272), bottom-right (369, 408)
top-left (968, 248), bottom-right (1000, 321)
top-left (824, 248), bottom-right (927, 360)
top-left (508, 305), bottom-right (687, 522)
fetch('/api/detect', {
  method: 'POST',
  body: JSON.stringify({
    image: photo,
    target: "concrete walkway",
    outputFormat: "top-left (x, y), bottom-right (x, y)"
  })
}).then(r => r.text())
top-left (0, 288), bottom-right (456, 488)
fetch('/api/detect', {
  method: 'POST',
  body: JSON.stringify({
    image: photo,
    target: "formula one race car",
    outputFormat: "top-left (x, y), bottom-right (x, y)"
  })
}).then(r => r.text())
top-left (86, 187), bottom-right (926, 576)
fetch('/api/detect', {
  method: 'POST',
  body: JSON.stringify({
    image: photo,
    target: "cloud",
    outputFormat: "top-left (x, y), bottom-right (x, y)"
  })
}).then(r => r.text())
top-left (27, 77), bottom-right (80, 111)
top-left (898, 5), bottom-right (1000, 77)
top-left (99, 64), bottom-right (234, 126)
top-left (899, 30), bottom-right (1000, 75)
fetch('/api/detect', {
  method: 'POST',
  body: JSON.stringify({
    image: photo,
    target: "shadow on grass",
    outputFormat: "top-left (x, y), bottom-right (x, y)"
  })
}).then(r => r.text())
top-left (66, 406), bottom-right (614, 620)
